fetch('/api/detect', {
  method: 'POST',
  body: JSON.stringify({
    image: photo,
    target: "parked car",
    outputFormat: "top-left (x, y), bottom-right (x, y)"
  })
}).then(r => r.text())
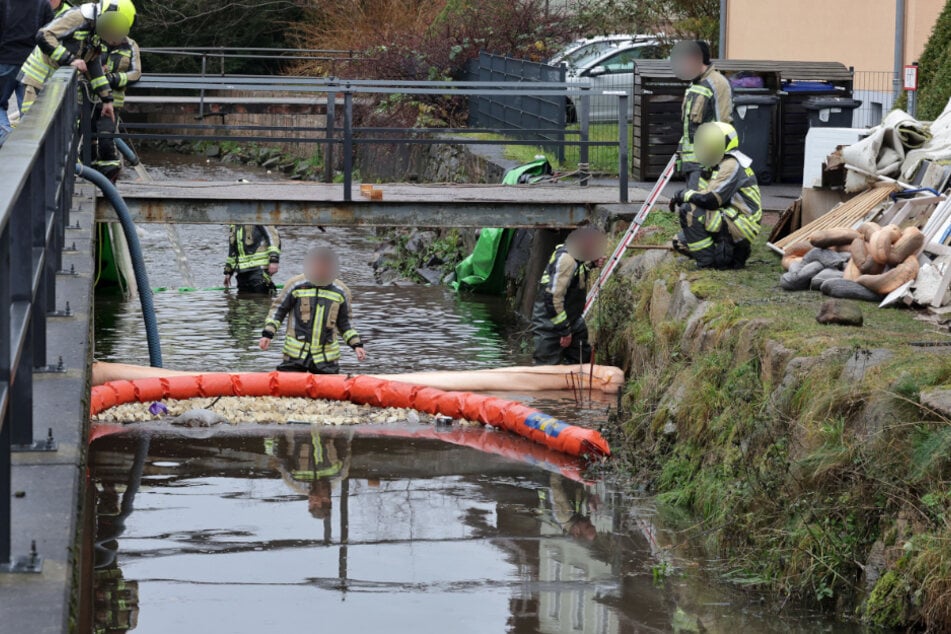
top-left (548, 35), bottom-right (649, 69)
top-left (566, 40), bottom-right (667, 122)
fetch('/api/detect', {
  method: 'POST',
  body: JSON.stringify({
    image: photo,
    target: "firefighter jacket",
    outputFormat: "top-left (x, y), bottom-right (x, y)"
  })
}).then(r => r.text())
top-left (681, 151), bottom-right (763, 248)
top-left (19, 4), bottom-right (113, 102)
top-left (102, 37), bottom-right (140, 109)
top-left (224, 225), bottom-right (280, 275)
top-left (262, 275), bottom-right (362, 365)
top-left (533, 244), bottom-right (592, 336)
top-left (679, 65), bottom-right (733, 167)
top-left (54, 1), bottom-right (74, 18)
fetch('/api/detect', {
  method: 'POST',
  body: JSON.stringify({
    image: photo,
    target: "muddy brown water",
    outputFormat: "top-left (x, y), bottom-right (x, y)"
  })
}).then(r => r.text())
top-left (86, 154), bottom-right (868, 633)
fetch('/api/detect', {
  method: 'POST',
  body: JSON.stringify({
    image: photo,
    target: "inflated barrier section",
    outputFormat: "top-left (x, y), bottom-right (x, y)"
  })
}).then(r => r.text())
top-left (89, 373), bottom-right (611, 459)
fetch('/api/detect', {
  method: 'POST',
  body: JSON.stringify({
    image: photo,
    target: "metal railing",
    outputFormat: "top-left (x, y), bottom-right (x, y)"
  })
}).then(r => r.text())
top-left (0, 68), bottom-right (79, 571)
top-left (120, 74), bottom-right (634, 201)
top-left (853, 70), bottom-right (900, 128)
top-left (141, 46), bottom-right (364, 79)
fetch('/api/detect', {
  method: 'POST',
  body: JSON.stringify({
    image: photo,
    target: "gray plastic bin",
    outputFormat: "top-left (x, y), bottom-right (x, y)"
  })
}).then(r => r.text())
top-left (804, 97), bottom-right (862, 128)
top-left (733, 93), bottom-right (779, 185)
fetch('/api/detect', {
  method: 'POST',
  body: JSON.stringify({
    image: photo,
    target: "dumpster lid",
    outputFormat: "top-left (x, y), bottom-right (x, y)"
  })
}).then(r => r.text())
top-left (734, 94), bottom-right (780, 105)
top-left (803, 97), bottom-right (863, 109)
top-left (635, 59), bottom-right (852, 84)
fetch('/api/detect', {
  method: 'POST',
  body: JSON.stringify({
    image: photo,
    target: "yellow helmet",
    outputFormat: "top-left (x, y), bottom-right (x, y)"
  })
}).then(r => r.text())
top-left (694, 121), bottom-right (739, 168)
top-left (97, 0), bottom-right (136, 40)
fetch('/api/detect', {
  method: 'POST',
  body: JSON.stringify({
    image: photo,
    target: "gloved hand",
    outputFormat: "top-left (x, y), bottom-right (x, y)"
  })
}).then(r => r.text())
top-left (668, 190), bottom-right (686, 212)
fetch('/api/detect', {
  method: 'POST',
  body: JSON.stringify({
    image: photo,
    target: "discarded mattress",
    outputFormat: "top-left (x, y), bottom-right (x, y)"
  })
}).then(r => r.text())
top-left (89, 372), bottom-right (612, 459)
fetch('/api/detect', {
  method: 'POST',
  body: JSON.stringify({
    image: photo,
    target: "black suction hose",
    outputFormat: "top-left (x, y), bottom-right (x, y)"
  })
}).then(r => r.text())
top-left (76, 164), bottom-right (163, 368)
top-left (115, 137), bottom-right (140, 166)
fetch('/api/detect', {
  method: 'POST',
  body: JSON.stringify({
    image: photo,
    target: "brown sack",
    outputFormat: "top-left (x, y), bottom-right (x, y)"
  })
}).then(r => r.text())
top-left (868, 225), bottom-right (902, 265)
top-left (810, 228), bottom-right (862, 249)
top-left (784, 240), bottom-right (813, 257)
top-left (856, 255), bottom-right (920, 295)
top-left (781, 255), bottom-right (803, 271)
top-left (843, 259), bottom-right (862, 281)
top-left (857, 222), bottom-right (882, 241)
top-left (887, 227), bottom-right (925, 266)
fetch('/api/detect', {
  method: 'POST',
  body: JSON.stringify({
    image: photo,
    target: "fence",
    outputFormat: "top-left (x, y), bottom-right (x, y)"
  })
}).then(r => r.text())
top-left (0, 68), bottom-right (79, 571)
top-left (139, 47), bottom-right (364, 78)
top-left (852, 70), bottom-right (900, 128)
top-left (125, 74), bottom-right (633, 200)
top-left (468, 52), bottom-right (569, 161)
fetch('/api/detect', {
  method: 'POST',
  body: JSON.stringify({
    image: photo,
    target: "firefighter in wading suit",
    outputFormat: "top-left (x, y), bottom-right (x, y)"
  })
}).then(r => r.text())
top-left (224, 225), bottom-right (281, 295)
top-left (18, 0), bottom-right (135, 118)
top-left (259, 246), bottom-right (367, 374)
top-left (532, 227), bottom-right (606, 366)
top-left (672, 40), bottom-right (733, 190)
top-left (669, 122), bottom-right (762, 269)
top-left (91, 36), bottom-right (140, 180)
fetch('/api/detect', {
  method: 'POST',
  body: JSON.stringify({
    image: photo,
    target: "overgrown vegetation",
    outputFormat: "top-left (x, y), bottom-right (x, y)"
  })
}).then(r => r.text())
top-left (592, 229), bottom-right (951, 631)
top-left (134, 0), bottom-right (306, 74)
top-left (914, 0), bottom-right (951, 121)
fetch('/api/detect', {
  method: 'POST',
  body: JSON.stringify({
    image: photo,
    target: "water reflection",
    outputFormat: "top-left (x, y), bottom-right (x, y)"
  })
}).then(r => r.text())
top-left (88, 427), bottom-right (864, 634)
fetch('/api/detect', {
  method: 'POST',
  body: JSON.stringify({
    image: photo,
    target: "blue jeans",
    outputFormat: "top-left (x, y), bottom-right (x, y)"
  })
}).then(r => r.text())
top-left (0, 63), bottom-right (25, 135)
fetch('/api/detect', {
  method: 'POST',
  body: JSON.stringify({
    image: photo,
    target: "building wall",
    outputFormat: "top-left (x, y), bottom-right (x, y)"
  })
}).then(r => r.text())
top-left (725, 0), bottom-right (943, 73)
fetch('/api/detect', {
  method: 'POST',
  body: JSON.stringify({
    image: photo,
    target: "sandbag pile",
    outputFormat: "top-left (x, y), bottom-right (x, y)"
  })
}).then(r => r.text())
top-left (781, 224), bottom-right (923, 302)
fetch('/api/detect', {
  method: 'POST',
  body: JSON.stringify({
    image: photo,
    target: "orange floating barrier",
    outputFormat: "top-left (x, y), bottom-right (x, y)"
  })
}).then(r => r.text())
top-left (88, 372), bottom-right (611, 460)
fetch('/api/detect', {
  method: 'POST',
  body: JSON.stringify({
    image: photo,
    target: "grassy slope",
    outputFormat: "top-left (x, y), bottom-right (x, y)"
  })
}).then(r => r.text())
top-left (593, 214), bottom-right (951, 630)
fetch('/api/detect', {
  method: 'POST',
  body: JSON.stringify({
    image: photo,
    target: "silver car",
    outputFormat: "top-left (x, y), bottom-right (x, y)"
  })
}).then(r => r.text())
top-left (567, 41), bottom-right (666, 122)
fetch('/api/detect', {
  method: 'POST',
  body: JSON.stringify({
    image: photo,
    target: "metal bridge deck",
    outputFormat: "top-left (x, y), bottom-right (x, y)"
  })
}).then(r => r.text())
top-left (99, 181), bottom-right (645, 227)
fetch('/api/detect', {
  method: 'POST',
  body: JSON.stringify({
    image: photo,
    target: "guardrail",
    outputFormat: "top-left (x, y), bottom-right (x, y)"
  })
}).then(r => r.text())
top-left (0, 68), bottom-right (79, 572)
top-left (120, 75), bottom-right (633, 201)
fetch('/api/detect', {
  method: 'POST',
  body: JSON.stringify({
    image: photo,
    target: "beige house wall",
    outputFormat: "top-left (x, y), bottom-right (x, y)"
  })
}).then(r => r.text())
top-left (725, 0), bottom-right (944, 73)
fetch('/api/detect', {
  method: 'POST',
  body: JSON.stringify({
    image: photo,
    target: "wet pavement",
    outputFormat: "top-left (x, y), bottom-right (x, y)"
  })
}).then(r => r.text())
top-left (85, 154), bottom-right (868, 633)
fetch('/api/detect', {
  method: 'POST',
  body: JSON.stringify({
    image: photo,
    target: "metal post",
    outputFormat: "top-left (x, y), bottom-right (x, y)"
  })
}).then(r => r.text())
top-left (0, 223), bottom-right (11, 566)
top-left (79, 94), bottom-right (92, 166)
top-left (617, 94), bottom-right (629, 203)
top-left (197, 54), bottom-right (207, 120)
top-left (719, 0), bottom-right (728, 58)
top-left (343, 90), bottom-right (353, 202)
top-left (324, 91), bottom-right (335, 183)
top-left (907, 62), bottom-right (919, 118)
top-left (893, 0), bottom-right (906, 100)
top-left (578, 88), bottom-right (590, 187)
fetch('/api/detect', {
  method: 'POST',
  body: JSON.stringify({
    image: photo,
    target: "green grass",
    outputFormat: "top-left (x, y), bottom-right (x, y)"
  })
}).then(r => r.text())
top-left (475, 123), bottom-right (623, 176)
top-left (593, 237), bottom-right (951, 629)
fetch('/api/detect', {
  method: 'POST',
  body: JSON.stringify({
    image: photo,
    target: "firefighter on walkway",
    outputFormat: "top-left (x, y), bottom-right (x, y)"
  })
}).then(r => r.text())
top-left (669, 122), bottom-right (762, 270)
top-left (51, 0), bottom-right (75, 18)
top-left (224, 225), bottom-right (281, 295)
top-left (18, 0), bottom-right (136, 118)
top-left (259, 246), bottom-right (367, 375)
top-left (532, 227), bottom-right (606, 366)
top-left (672, 40), bottom-right (733, 190)
top-left (91, 35), bottom-right (141, 180)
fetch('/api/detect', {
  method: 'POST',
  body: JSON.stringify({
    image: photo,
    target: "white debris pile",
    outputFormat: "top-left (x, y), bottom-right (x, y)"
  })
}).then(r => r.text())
top-left (94, 396), bottom-right (451, 426)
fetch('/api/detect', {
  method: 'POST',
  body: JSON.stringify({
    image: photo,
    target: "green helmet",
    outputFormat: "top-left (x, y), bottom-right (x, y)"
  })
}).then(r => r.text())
top-left (694, 121), bottom-right (739, 168)
top-left (97, 0), bottom-right (136, 40)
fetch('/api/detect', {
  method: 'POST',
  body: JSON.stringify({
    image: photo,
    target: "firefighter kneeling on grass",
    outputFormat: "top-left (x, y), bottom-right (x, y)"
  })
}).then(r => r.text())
top-left (259, 247), bottom-right (367, 375)
top-left (532, 227), bottom-right (606, 366)
top-left (670, 122), bottom-right (763, 270)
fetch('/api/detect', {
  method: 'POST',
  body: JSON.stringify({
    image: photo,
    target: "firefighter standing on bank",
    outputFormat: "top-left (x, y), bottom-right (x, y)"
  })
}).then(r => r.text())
top-left (532, 227), bottom-right (606, 366)
top-left (669, 121), bottom-right (762, 270)
top-left (18, 0), bottom-right (136, 118)
top-left (224, 225), bottom-right (281, 295)
top-left (672, 40), bottom-right (733, 190)
top-left (91, 35), bottom-right (141, 180)
top-left (259, 246), bottom-right (367, 375)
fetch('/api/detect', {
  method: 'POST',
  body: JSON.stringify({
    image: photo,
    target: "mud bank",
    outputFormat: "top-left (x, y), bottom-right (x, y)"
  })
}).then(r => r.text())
top-left (594, 246), bottom-right (951, 631)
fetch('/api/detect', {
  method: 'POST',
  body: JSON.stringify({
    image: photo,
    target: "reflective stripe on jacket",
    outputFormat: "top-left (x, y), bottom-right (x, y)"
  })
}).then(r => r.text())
top-left (225, 225), bottom-right (280, 275)
top-left (679, 65), bottom-right (733, 164)
top-left (262, 275), bottom-right (362, 364)
top-left (19, 5), bottom-right (112, 101)
top-left (103, 37), bottom-right (141, 109)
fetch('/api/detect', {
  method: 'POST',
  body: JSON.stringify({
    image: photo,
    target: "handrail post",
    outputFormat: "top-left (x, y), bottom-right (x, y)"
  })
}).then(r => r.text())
top-left (324, 90), bottom-right (335, 183)
top-left (0, 215), bottom-right (11, 569)
top-left (197, 54), bottom-right (207, 120)
top-left (578, 86), bottom-right (590, 187)
top-left (617, 93), bottom-right (629, 203)
top-left (343, 89), bottom-right (353, 202)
